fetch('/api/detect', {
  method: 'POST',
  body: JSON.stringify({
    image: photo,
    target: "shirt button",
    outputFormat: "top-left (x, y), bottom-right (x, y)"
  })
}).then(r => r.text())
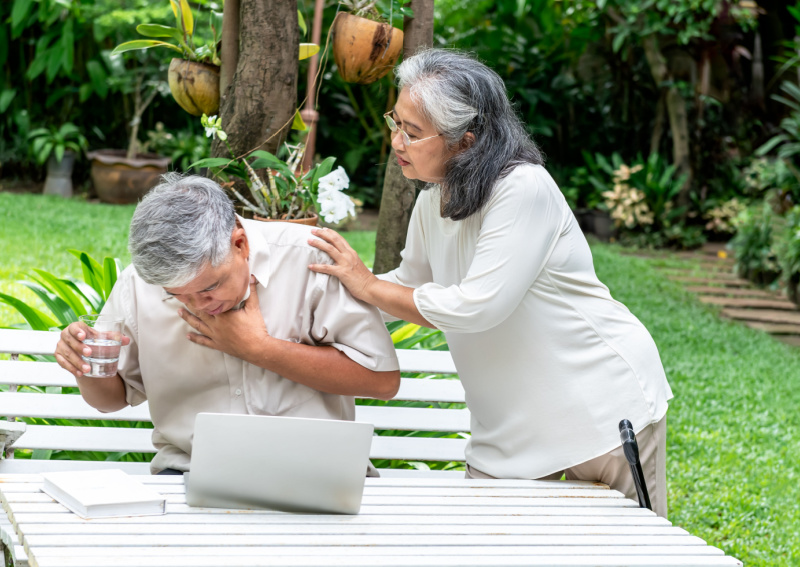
top-left (235, 389), bottom-right (242, 396)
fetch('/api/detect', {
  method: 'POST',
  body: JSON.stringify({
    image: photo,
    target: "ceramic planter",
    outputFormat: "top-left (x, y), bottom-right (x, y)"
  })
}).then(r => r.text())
top-left (332, 13), bottom-right (403, 84)
top-left (43, 150), bottom-right (76, 198)
top-left (168, 58), bottom-right (221, 117)
top-left (88, 149), bottom-right (171, 204)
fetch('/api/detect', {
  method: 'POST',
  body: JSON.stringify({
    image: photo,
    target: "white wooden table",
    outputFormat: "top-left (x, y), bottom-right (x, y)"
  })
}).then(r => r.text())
top-left (0, 474), bottom-right (742, 567)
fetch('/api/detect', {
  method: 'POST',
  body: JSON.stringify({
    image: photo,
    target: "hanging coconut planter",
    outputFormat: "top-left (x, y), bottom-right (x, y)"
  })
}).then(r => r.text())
top-left (332, 13), bottom-right (404, 85)
top-left (168, 58), bottom-right (221, 117)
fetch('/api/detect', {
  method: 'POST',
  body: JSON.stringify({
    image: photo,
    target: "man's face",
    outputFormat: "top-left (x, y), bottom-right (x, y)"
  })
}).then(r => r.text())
top-left (163, 226), bottom-right (250, 316)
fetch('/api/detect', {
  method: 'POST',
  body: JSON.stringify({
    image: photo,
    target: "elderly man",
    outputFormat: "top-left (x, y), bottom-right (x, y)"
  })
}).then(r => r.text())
top-left (54, 174), bottom-right (400, 474)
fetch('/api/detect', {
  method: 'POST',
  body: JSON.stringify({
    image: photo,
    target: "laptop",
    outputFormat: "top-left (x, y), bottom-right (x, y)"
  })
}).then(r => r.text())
top-left (184, 413), bottom-right (374, 514)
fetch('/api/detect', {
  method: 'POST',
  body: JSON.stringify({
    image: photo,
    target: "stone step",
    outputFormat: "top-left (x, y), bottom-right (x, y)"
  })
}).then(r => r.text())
top-left (698, 296), bottom-right (798, 310)
top-left (777, 335), bottom-right (800, 347)
top-left (721, 308), bottom-right (800, 325)
top-left (660, 268), bottom-right (740, 279)
top-left (668, 276), bottom-right (750, 287)
top-left (743, 321), bottom-right (800, 335)
top-left (685, 286), bottom-right (779, 298)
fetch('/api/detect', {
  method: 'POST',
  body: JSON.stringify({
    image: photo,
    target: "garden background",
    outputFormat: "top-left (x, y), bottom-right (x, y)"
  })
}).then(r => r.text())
top-left (2, 1), bottom-right (800, 565)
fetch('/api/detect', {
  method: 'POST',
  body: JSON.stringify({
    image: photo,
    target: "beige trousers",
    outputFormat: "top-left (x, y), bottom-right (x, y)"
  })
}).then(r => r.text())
top-left (466, 416), bottom-right (668, 518)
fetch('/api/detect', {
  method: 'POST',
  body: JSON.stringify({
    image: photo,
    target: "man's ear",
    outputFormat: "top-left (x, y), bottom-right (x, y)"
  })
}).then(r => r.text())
top-left (231, 224), bottom-right (249, 258)
top-left (460, 132), bottom-right (476, 150)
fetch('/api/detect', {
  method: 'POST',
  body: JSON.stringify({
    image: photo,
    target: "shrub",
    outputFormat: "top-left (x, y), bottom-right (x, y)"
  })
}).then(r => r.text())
top-left (776, 206), bottom-right (800, 304)
top-left (729, 204), bottom-right (782, 286)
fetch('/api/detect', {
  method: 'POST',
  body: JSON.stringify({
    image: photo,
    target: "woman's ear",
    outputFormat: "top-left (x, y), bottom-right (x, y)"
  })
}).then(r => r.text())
top-left (460, 132), bottom-right (476, 150)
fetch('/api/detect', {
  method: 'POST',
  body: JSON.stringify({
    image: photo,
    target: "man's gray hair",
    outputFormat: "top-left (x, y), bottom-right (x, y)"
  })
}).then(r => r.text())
top-left (128, 173), bottom-right (237, 287)
top-left (396, 48), bottom-right (544, 220)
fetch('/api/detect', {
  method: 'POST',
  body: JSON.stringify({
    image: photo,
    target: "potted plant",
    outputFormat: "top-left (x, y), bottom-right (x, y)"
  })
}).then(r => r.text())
top-left (332, 1), bottom-right (407, 84)
top-left (112, 0), bottom-right (222, 117)
top-left (27, 123), bottom-right (88, 198)
top-left (87, 65), bottom-right (172, 204)
top-left (191, 114), bottom-right (356, 226)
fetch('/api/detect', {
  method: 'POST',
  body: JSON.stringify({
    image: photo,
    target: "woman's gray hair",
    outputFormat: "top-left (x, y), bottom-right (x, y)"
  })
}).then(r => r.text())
top-left (396, 48), bottom-right (544, 220)
top-left (128, 173), bottom-right (237, 287)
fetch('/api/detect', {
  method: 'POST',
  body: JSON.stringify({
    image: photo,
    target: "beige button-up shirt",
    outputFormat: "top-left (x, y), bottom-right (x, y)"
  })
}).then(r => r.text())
top-left (102, 219), bottom-right (399, 473)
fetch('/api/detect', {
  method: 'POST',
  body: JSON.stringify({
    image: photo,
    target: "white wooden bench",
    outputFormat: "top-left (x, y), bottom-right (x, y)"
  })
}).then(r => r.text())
top-left (0, 329), bottom-right (468, 478)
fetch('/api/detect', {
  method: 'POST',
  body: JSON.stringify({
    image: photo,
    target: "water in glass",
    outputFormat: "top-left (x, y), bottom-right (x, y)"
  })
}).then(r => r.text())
top-left (82, 338), bottom-right (121, 377)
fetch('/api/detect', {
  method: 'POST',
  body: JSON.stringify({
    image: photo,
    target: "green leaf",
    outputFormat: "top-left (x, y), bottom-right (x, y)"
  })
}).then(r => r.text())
top-left (31, 449), bottom-right (53, 460)
top-left (18, 281), bottom-right (77, 326)
top-left (46, 47), bottom-right (62, 83)
top-left (11, 0), bottom-right (35, 36)
top-left (756, 135), bottom-right (788, 156)
top-left (299, 43), bottom-right (319, 61)
top-left (178, 0), bottom-right (194, 37)
top-left (310, 156), bottom-right (337, 194)
top-left (111, 40), bottom-right (183, 56)
top-left (79, 83), bottom-right (93, 103)
top-left (0, 292), bottom-right (59, 331)
top-left (86, 60), bottom-right (108, 99)
top-left (188, 157), bottom-right (235, 169)
top-left (102, 257), bottom-right (119, 299)
top-left (37, 141), bottom-right (54, 165)
top-left (291, 109), bottom-right (308, 131)
top-left (298, 10), bottom-right (307, 35)
top-left (612, 30), bottom-right (628, 54)
top-left (61, 18), bottom-right (74, 74)
top-left (32, 270), bottom-right (87, 317)
top-left (136, 24), bottom-right (182, 42)
top-left (0, 89), bottom-right (17, 114)
top-left (68, 249), bottom-right (105, 297)
top-left (390, 323), bottom-right (421, 344)
top-left (66, 280), bottom-right (104, 314)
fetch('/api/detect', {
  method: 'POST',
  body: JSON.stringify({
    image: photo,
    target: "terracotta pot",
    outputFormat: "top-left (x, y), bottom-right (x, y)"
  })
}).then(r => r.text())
top-left (254, 213), bottom-right (318, 227)
top-left (88, 149), bottom-right (171, 204)
top-left (167, 58), bottom-right (220, 117)
top-left (332, 13), bottom-right (404, 84)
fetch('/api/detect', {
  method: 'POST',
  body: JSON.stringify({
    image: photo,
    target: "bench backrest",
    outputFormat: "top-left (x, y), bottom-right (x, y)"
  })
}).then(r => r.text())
top-left (0, 329), bottom-right (467, 477)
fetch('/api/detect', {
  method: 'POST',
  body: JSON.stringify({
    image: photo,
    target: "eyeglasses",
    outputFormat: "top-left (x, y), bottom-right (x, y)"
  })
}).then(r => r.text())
top-left (383, 112), bottom-right (442, 148)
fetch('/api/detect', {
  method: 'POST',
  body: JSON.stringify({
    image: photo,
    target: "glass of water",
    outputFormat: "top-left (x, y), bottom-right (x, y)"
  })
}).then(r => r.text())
top-left (78, 314), bottom-right (125, 378)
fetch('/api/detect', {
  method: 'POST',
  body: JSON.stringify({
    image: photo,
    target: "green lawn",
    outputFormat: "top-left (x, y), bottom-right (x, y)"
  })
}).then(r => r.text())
top-left (1, 192), bottom-right (799, 565)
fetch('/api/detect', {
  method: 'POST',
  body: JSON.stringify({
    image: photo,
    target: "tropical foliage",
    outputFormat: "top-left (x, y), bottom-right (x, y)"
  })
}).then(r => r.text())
top-left (0, 250), bottom-right (121, 331)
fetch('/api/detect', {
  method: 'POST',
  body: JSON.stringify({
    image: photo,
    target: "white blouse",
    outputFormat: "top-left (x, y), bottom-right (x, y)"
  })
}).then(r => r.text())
top-left (378, 164), bottom-right (673, 479)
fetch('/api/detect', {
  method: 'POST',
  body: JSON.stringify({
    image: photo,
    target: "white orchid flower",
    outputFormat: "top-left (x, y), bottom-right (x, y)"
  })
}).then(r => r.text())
top-left (318, 166), bottom-right (350, 194)
top-left (201, 114), bottom-right (228, 141)
top-left (319, 190), bottom-right (355, 224)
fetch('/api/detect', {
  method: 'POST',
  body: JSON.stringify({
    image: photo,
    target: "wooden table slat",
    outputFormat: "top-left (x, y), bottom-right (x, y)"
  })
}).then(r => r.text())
top-left (24, 554), bottom-right (745, 567)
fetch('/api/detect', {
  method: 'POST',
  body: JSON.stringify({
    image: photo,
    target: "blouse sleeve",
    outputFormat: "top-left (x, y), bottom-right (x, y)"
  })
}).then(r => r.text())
top-left (413, 165), bottom-right (566, 333)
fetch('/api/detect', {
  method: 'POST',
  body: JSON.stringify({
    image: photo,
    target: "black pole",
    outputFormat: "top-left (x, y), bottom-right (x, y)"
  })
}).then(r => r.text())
top-left (619, 419), bottom-right (652, 510)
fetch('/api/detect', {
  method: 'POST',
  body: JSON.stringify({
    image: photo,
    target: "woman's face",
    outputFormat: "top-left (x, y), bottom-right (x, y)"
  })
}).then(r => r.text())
top-left (390, 88), bottom-right (459, 184)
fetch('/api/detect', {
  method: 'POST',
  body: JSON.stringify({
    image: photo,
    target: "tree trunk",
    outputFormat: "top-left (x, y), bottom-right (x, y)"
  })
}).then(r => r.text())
top-left (649, 91), bottom-right (666, 158)
top-left (212, 0), bottom-right (298, 160)
top-left (219, 0), bottom-right (240, 97)
top-left (642, 34), bottom-right (692, 207)
top-left (373, 0), bottom-right (435, 275)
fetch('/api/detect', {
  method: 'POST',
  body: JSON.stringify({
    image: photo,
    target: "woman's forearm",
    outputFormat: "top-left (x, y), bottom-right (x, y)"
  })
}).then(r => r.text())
top-left (364, 278), bottom-right (436, 329)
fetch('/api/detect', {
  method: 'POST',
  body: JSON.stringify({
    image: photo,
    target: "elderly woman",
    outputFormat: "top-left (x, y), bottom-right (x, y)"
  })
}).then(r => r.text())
top-left (309, 49), bottom-right (673, 517)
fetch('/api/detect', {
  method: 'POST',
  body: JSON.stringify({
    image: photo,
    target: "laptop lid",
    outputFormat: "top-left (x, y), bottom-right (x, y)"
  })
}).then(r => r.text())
top-left (185, 413), bottom-right (374, 515)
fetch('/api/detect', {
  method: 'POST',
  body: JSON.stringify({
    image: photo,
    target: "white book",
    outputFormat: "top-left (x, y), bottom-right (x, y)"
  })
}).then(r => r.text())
top-left (41, 469), bottom-right (166, 519)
